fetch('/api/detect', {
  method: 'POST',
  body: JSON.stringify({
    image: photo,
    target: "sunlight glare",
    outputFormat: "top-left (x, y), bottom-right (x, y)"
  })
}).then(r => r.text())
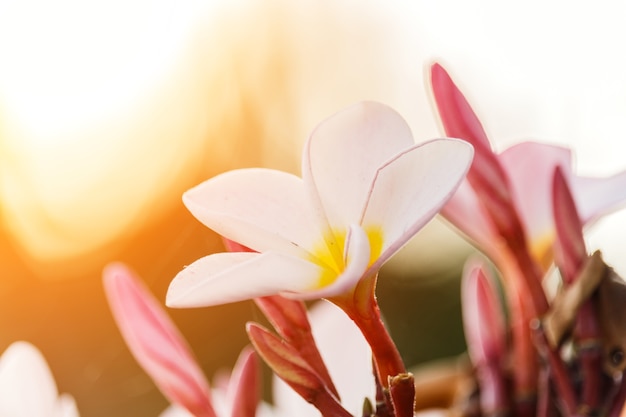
top-left (0, 0), bottom-right (219, 265)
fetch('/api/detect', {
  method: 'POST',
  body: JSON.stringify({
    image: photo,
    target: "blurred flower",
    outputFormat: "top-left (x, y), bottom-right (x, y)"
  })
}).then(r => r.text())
top-left (431, 62), bottom-right (626, 274)
top-left (103, 263), bottom-right (218, 417)
top-left (166, 101), bottom-right (472, 307)
top-left (104, 262), bottom-right (380, 417)
top-left (0, 341), bottom-right (79, 417)
top-left (104, 263), bottom-right (284, 417)
top-left (430, 62), bottom-right (626, 416)
top-left (461, 260), bottom-right (507, 416)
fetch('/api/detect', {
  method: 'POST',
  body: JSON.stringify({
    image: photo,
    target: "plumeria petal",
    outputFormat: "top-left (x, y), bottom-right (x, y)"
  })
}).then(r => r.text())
top-left (552, 166), bottom-right (586, 283)
top-left (103, 263), bottom-right (216, 417)
top-left (56, 396), bottom-right (79, 417)
top-left (431, 63), bottom-right (527, 261)
top-left (461, 260), bottom-right (506, 366)
top-left (0, 341), bottom-right (78, 417)
top-left (430, 63), bottom-right (511, 205)
top-left (441, 181), bottom-right (499, 258)
top-left (226, 347), bottom-right (260, 417)
top-left (572, 170), bottom-right (626, 225)
top-left (302, 101), bottom-right (416, 233)
top-left (167, 252), bottom-right (326, 307)
top-left (432, 63), bottom-right (626, 274)
top-left (430, 62), bottom-right (491, 149)
top-left (499, 142), bottom-right (573, 247)
top-left (362, 138), bottom-right (473, 271)
top-left (461, 260), bottom-right (508, 415)
top-left (183, 168), bottom-right (322, 258)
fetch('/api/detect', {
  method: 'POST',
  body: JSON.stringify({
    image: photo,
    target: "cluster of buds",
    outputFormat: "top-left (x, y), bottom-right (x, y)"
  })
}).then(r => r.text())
top-left (102, 63), bottom-right (626, 417)
top-left (432, 64), bottom-right (626, 417)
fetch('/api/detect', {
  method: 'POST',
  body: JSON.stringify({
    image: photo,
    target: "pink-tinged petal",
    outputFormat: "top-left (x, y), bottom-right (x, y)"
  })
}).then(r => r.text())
top-left (226, 347), bottom-right (260, 417)
top-left (499, 142), bottom-right (574, 246)
top-left (441, 181), bottom-right (499, 258)
top-left (432, 63), bottom-right (524, 253)
top-left (552, 166), bottom-right (586, 283)
top-left (431, 63), bottom-right (511, 208)
top-left (272, 301), bottom-right (374, 417)
top-left (302, 101), bottom-right (416, 233)
top-left (461, 260), bottom-right (505, 367)
top-left (222, 237), bottom-right (253, 253)
top-left (183, 168), bottom-right (322, 259)
top-left (572, 170), bottom-right (626, 226)
top-left (103, 264), bottom-right (216, 417)
top-left (285, 225), bottom-right (370, 300)
top-left (166, 252), bottom-right (325, 308)
top-left (430, 62), bottom-right (491, 149)
top-left (0, 341), bottom-right (72, 417)
top-left (362, 138), bottom-right (473, 271)
top-left (461, 261), bottom-right (508, 415)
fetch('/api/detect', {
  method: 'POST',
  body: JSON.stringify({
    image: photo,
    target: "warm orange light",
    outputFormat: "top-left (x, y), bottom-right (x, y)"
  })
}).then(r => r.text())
top-left (0, 0), bottom-right (218, 264)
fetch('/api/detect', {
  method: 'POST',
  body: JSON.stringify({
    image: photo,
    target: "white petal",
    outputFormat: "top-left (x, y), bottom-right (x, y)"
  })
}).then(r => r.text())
top-left (499, 142), bottom-right (573, 244)
top-left (362, 138), bottom-right (473, 270)
top-left (55, 395), bottom-right (80, 417)
top-left (167, 252), bottom-right (326, 308)
top-left (159, 405), bottom-right (194, 417)
top-left (573, 170), bottom-right (626, 226)
top-left (0, 342), bottom-right (60, 417)
top-left (303, 101), bottom-right (415, 233)
top-left (183, 168), bottom-right (323, 258)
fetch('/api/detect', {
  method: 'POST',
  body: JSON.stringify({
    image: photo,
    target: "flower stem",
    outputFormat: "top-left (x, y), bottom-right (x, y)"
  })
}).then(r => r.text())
top-left (330, 273), bottom-right (406, 389)
top-left (530, 319), bottom-right (578, 416)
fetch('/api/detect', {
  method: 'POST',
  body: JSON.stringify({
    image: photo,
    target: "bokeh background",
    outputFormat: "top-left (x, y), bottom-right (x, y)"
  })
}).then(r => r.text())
top-left (1, 1), bottom-right (626, 416)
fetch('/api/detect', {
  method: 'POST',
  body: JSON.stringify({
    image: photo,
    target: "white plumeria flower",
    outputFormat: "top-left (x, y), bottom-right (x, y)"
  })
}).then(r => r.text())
top-left (0, 342), bottom-right (79, 417)
top-left (167, 101), bottom-right (473, 307)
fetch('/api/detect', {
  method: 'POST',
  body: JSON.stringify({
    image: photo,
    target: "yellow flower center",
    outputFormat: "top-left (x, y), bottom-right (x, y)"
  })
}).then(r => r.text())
top-left (311, 226), bottom-right (384, 288)
top-left (530, 230), bottom-right (555, 272)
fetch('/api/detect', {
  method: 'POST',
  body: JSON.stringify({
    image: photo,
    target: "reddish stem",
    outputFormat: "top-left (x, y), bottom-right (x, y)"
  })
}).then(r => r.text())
top-left (389, 373), bottom-right (416, 417)
top-left (330, 273), bottom-right (406, 389)
top-left (310, 388), bottom-right (355, 417)
top-left (531, 320), bottom-right (578, 416)
top-left (477, 363), bottom-right (510, 417)
top-left (500, 256), bottom-right (540, 408)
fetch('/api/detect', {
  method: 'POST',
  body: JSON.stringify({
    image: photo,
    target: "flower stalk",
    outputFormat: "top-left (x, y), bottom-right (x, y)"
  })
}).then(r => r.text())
top-left (330, 272), bottom-right (406, 390)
